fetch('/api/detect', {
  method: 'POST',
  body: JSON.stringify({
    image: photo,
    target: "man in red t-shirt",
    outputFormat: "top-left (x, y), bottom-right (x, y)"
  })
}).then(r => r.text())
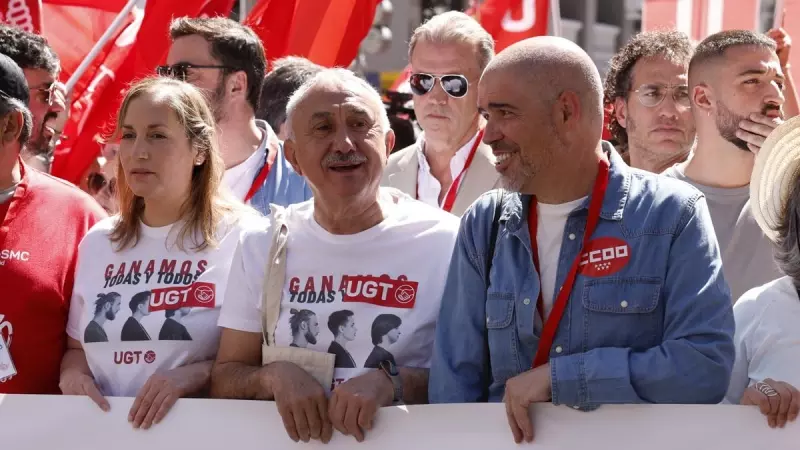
top-left (0, 54), bottom-right (107, 394)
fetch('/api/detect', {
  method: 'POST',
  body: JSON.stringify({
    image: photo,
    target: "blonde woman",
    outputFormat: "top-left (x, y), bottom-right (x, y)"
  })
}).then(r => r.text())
top-left (59, 77), bottom-right (263, 429)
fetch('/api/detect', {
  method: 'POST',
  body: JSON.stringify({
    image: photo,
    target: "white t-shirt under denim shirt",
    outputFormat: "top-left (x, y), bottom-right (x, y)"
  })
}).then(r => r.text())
top-left (725, 276), bottom-right (800, 404)
top-left (67, 212), bottom-right (266, 397)
top-left (218, 188), bottom-right (459, 392)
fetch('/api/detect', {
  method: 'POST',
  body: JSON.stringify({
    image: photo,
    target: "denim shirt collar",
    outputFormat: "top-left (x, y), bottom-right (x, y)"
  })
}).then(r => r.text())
top-left (500, 142), bottom-right (630, 232)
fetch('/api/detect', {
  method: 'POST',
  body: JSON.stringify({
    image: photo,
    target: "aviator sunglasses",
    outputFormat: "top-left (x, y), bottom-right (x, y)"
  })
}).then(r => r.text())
top-left (409, 73), bottom-right (470, 98)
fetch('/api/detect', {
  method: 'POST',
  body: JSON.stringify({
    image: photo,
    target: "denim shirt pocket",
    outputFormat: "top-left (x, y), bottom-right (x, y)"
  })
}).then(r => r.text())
top-left (581, 277), bottom-right (663, 350)
top-left (486, 292), bottom-right (522, 385)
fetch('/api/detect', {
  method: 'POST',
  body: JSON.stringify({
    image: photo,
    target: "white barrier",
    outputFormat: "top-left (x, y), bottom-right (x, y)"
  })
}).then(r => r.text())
top-left (0, 395), bottom-right (798, 449)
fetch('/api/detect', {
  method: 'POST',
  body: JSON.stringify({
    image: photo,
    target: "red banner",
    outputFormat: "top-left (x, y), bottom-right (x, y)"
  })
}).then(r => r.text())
top-left (0, 0), bottom-right (42, 33)
top-left (245, 0), bottom-right (379, 68)
top-left (50, 0), bottom-right (234, 184)
top-left (149, 282), bottom-right (217, 312)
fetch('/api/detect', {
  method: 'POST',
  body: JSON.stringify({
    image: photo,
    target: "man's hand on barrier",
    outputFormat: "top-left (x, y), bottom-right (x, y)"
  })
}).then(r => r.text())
top-left (59, 369), bottom-right (110, 412)
top-left (129, 367), bottom-right (195, 430)
top-left (503, 363), bottom-right (553, 444)
top-left (268, 361), bottom-right (332, 443)
top-left (329, 370), bottom-right (394, 442)
top-left (741, 379), bottom-right (800, 429)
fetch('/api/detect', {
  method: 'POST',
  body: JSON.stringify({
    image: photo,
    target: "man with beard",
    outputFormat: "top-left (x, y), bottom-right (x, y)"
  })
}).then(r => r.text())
top-left (84, 293), bottom-right (121, 343)
top-left (604, 30), bottom-right (695, 172)
top-left (164, 18), bottom-right (310, 215)
top-left (429, 37), bottom-right (734, 443)
top-left (0, 25), bottom-right (67, 173)
top-left (663, 30), bottom-right (785, 301)
top-left (288, 309), bottom-right (319, 348)
top-left (0, 54), bottom-right (106, 394)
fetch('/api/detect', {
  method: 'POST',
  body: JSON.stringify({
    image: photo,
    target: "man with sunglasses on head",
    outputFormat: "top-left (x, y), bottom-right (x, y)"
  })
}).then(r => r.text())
top-left (382, 12), bottom-right (500, 217)
top-left (0, 54), bottom-right (106, 395)
top-left (163, 17), bottom-right (310, 214)
top-left (604, 30), bottom-right (696, 173)
top-left (0, 24), bottom-right (68, 173)
top-left (663, 30), bottom-right (785, 302)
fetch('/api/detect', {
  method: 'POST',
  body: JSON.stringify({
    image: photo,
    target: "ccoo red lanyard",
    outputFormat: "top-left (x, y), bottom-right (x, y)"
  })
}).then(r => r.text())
top-left (416, 129), bottom-right (485, 213)
top-left (529, 156), bottom-right (610, 368)
top-left (243, 147), bottom-right (278, 204)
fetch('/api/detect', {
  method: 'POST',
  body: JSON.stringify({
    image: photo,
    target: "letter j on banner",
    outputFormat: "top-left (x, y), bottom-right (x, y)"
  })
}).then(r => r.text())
top-left (494, 0), bottom-right (550, 52)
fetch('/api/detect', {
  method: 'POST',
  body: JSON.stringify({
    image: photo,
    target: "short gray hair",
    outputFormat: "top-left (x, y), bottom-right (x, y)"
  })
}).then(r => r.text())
top-left (284, 68), bottom-right (390, 140)
top-left (409, 11), bottom-right (495, 71)
top-left (0, 95), bottom-right (32, 146)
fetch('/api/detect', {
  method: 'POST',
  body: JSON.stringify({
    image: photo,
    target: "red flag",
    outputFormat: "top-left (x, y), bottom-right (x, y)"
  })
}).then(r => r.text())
top-left (474, 0), bottom-right (549, 53)
top-left (0, 0), bottom-right (42, 33)
top-left (50, 0), bottom-right (234, 184)
top-left (245, 0), bottom-right (379, 68)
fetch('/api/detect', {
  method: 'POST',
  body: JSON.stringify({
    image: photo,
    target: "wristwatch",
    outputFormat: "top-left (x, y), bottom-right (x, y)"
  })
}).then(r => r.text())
top-left (378, 360), bottom-right (403, 404)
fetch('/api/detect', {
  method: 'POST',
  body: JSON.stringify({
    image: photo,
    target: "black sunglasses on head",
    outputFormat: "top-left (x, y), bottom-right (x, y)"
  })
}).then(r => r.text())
top-left (155, 63), bottom-right (237, 81)
top-left (409, 73), bottom-right (470, 98)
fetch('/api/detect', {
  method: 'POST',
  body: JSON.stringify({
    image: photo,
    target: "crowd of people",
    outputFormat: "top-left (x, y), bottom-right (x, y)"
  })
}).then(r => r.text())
top-left (3, 9), bottom-right (800, 445)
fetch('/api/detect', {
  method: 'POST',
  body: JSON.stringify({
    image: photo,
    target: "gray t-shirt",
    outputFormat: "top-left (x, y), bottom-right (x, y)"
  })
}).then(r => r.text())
top-left (663, 165), bottom-right (781, 302)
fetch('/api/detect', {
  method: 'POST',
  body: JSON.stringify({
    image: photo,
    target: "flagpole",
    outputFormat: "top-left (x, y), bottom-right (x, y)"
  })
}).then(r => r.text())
top-left (549, 0), bottom-right (561, 37)
top-left (774, 0), bottom-right (785, 29)
top-left (65, 0), bottom-right (141, 95)
top-left (240, 0), bottom-right (248, 22)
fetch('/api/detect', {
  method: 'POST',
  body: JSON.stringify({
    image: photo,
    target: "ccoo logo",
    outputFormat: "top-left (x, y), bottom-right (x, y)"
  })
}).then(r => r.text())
top-left (579, 237), bottom-right (631, 277)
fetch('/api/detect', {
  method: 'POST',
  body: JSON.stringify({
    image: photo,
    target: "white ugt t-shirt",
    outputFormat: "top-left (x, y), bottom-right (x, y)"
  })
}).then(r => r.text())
top-left (67, 212), bottom-right (266, 397)
top-left (219, 188), bottom-right (459, 391)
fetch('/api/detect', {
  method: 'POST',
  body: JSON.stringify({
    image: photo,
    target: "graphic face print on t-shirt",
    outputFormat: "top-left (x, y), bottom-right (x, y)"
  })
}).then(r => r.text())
top-left (89, 258), bottom-right (217, 343)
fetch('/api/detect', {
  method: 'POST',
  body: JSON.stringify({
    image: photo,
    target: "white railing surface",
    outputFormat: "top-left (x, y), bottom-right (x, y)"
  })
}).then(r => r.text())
top-left (1, 394), bottom-right (798, 449)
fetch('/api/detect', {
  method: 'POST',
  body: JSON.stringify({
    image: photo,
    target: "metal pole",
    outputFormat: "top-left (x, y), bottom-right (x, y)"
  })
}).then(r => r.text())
top-left (549, 0), bottom-right (562, 37)
top-left (65, 0), bottom-right (141, 95)
top-left (239, 0), bottom-right (248, 22)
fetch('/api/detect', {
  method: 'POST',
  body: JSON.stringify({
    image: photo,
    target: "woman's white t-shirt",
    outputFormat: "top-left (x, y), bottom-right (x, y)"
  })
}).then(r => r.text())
top-left (725, 276), bottom-right (800, 403)
top-left (219, 188), bottom-right (460, 391)
top-left (67, 212), bottom-right (266, 397)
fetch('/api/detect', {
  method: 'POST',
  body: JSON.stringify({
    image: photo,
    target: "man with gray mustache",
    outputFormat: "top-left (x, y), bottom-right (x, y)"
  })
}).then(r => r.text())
top-left (663, 30), bottom-right (785, 301)
top-left (213, 68), bottom-right (460, 444)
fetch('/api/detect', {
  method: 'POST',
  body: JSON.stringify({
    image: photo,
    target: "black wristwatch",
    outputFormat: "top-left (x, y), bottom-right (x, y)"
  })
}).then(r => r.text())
top-left (378, 360), bottom-right (403, 404)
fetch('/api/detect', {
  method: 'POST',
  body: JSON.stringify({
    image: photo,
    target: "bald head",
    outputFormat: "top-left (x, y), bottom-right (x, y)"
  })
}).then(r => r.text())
top-left (484, 37), bottom-right (604, 127)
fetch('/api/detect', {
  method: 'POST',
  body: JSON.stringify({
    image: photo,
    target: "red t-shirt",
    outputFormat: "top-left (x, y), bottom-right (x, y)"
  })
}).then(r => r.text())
top-left (0, 161), bottom-right (107, 394)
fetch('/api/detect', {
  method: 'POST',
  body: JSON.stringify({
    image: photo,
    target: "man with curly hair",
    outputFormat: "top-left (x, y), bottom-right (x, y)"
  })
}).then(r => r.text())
top-left (0, 24), bottom-right (67, 172)
top-left (604, 30), bottom-right (695, 173)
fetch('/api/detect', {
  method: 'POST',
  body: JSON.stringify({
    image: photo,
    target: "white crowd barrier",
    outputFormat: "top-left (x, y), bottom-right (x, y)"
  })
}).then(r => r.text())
top-left (1, 394), bottom-right (798, 449)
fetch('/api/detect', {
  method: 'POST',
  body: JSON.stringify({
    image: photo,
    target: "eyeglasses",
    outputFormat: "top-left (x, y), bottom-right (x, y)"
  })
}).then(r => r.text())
top-left (632, 84), bottom-right (691, 108)
top-left (155, 63), bottom-right (236, 81)
top-left (87, 172), bottom-right (116, 196)
top-left (31, 83), bottom-right (57, 106)
top-left (409, 73), bottom-right (470, 98)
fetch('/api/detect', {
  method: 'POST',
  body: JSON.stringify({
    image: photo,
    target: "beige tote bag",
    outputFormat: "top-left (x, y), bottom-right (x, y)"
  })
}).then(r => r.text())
top-left (260, 205), bottom-right (335, 389)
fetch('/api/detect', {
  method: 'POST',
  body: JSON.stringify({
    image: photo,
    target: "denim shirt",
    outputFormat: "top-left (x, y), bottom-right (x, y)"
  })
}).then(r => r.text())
top-left (249, 140), bottom-right (312, 215)
top-left (428, 144), bottom-right (735, 409)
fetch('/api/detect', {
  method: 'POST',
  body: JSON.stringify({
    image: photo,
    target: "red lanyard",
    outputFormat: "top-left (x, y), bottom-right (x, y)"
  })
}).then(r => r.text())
top-left (416, 129), bottom-right (485, 213)
top-left (529, 157), bottom-right (611, 368)
top-left (243, 146), bottom-right (277, 204)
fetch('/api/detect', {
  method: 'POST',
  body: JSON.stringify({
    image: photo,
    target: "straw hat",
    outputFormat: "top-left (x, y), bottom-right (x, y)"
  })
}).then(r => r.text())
top-left (750, 115), bottom-right (800, 243)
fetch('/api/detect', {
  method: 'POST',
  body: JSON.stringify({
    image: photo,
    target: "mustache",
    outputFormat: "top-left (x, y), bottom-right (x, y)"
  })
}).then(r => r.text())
top-left (323, 152), bottom-right (368, 166)
top-left (489, 140), bottom-right (519, 152)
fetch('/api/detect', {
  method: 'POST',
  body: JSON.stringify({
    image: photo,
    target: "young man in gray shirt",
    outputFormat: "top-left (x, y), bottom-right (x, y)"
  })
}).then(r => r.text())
top-left (663, 30), bottom-right (785, 301)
